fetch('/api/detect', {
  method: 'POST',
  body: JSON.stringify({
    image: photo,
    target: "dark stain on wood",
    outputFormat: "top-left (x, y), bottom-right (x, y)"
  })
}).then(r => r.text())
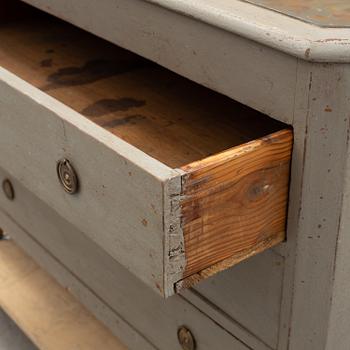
top-left (81, 98), bottom-right (146, 117)
top-left (40, 58), bottom-right (53, 67)
top-left (46, 49), bottom-right (54, 54)
top-left (101, 115), bottom-right (146, 128)
top-left (42, 59), bottom-right (149, 91)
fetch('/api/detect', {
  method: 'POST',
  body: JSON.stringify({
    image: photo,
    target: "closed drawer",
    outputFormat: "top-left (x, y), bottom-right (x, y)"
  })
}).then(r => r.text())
top-left (0, 2), bottom-right (292, 297)
top-left (0, 172), bottom-right (250, 350)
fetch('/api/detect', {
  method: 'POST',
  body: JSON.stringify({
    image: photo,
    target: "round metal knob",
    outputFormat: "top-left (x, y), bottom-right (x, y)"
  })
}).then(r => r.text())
top-left (57, 159), bottom-right (79, 194)
top-left (177, 327), bottom-right (196, 350)
top-left (2, 179), bottom-right (15, 200)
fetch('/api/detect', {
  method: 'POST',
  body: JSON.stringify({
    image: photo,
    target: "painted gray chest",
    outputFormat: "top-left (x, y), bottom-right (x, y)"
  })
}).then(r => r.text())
top-left (1, 0), bottom-right (350, 349)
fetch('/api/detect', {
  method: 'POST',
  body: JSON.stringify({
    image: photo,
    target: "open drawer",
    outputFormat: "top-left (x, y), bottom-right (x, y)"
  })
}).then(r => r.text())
top-left (0, 2), bottom-right (292, 297)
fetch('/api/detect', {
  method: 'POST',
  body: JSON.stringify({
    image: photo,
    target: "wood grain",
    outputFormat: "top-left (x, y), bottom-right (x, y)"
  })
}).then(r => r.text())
top-left (0, 240), bottom-right (127, 350)
top-left (175, 233), bottom-right (283, 292)
top-left (180, 129), bottom-right (293, 278)
top-left (0, 4), bottom-right (284, 168)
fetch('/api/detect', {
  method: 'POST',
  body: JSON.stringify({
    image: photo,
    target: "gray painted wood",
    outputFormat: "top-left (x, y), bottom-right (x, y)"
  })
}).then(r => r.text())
top-left (285, 62), bottom-right (350, 350)
top-left (21, 0), bottom-right (350, 63)
top-left (190, 249), bottom-right (284, 349)
top-left (324, 66), bottom-right (350, 350)
top-left (0, 66), bottom-right (182, 297)
top-left (274, 58), bottom-right (313, 350)
top-left (0, 173), bottom-right (250, 350)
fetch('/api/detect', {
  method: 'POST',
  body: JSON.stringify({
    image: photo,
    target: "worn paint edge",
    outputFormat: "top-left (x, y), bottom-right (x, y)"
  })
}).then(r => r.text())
top-left (145, 0), bottom-right (350, 63)
top-left (163, 170), bottom-right (186, 298)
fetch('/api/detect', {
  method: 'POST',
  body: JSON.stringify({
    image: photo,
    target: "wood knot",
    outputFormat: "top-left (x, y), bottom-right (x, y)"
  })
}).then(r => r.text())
top-left (248, 181), bottom-right (271, 200)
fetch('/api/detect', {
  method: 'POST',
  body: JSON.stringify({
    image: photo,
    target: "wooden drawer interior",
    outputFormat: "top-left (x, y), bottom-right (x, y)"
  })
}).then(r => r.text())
top-left (0, 1), bottom-right (293, 295)
top-left (0, 1), bottom-right (287, 169)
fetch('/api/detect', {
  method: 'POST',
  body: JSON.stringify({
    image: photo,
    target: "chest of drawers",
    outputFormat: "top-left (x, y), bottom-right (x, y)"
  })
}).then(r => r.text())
top-left (1, 1), bottom-right (350, 349)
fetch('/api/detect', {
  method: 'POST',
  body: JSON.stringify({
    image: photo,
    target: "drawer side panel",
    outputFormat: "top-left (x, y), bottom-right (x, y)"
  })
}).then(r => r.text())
top-left (178, 129), bottom-right (292, 288)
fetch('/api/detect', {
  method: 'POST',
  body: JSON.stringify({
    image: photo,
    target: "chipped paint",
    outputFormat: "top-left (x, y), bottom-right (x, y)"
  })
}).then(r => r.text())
top-left (242, 0), bottom-right (350, 27)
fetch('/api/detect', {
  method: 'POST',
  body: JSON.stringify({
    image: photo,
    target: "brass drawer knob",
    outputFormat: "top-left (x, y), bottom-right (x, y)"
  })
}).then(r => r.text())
top-left (2, 179), bottom-right (15, 200)
top-left (178, 326), bottom-right (196, 350)
top-left (57, 159), bottom-right (79, 194)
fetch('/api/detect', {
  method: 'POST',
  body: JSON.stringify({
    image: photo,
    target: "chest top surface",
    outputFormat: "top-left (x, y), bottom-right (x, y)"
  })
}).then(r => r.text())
top-left (147, 0), bottom-right (350, 62)
top-left (243, 0), bottom-right (350, 27)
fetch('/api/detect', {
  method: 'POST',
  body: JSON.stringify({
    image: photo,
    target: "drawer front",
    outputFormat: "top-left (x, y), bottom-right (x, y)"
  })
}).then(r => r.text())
top-left (0, 67), bottom-right (177, 296)
top-left (0, 172), bottom-right (250, 350)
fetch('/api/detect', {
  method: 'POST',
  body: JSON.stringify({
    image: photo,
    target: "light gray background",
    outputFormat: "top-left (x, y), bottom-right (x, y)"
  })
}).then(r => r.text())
top-left (0, 309), bottom-right (36, 350)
